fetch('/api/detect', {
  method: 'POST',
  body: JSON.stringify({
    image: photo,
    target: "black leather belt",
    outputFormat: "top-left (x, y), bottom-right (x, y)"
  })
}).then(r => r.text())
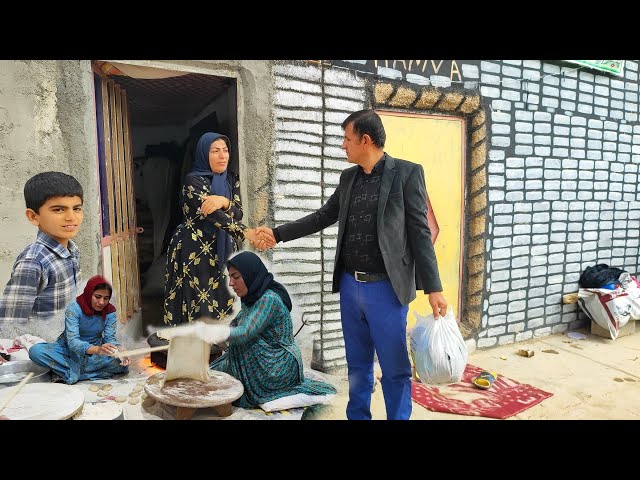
top-left (346, 268), bottom-right (389, 283)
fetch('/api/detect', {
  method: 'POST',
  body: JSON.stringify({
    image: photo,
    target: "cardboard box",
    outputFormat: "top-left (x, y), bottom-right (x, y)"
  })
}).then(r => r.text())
top-left (591, 319), bottom-right (636, 339)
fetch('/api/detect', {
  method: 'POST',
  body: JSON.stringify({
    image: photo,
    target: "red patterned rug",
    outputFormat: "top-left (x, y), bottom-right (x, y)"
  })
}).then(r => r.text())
top-left (411, 364), bottom-right (553, 419)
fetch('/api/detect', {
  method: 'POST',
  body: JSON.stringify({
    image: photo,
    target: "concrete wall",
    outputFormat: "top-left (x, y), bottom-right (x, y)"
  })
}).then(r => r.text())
top-left (0, 60), bottom-right (102, 291)
top-left (0, 59), bottom-right (276, 332)
top-left (0, 59), bottom-right (275, 275)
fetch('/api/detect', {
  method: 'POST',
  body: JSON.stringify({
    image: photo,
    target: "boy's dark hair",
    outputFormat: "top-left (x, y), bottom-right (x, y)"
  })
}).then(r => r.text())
top-left (341, 109), bottom-right (386, 148)
top-left (24, 172), bottom-right (84, 213)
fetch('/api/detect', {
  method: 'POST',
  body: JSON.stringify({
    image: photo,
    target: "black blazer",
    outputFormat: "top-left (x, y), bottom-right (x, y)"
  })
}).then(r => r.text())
top-left (277, 154), bottom-right (443, 306)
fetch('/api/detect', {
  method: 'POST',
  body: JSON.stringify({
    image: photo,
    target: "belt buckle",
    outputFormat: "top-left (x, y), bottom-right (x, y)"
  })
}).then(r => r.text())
top-left (354, 271), bottom-right (366, 282)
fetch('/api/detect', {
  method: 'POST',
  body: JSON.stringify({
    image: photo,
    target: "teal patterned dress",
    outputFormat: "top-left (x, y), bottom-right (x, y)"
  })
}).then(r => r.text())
top-left (210, 289), bottom-right (336, 408)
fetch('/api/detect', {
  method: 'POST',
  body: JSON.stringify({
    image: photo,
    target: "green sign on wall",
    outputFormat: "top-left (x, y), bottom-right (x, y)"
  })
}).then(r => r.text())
top-left (565, 60), bottom-right (625, 76)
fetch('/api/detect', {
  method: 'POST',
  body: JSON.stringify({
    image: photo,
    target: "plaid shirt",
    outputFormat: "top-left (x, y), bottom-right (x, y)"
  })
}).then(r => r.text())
top-left (0, 231), bottom-right (81, 336)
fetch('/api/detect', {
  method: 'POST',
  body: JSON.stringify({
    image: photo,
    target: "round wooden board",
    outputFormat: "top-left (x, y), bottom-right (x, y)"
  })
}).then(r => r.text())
top-left (0, 383), bottom-right (85, 420)
top-left (144, 370), bottom-right (243, 408)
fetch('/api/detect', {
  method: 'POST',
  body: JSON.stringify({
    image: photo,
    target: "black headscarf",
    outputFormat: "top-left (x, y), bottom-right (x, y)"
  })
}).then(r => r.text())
top-left (227, 251), bottom-right (292, 311)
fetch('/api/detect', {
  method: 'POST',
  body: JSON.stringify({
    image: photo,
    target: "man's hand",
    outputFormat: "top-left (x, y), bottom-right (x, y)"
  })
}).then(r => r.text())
top-left (255, 226), bottom-right (277, 250)
top-left (201, 195), bottom-right (229, 215)
top-left (428, 292), bottom-right (448, 319)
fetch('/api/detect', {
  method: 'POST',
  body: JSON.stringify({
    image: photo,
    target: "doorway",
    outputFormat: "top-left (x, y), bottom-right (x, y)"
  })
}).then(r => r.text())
top-left (377, 110), bottom-right (465, 327)
top-left (91, 61), bottom-right (238, 336)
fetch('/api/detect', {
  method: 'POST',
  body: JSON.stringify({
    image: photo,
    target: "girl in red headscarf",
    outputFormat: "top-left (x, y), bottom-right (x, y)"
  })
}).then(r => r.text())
top-left (29, 275), bottom-right (130, 384)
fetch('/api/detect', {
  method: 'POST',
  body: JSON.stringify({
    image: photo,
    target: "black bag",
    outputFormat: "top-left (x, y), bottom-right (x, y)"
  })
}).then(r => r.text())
top-left (578, 264), bottom-right (627, 288)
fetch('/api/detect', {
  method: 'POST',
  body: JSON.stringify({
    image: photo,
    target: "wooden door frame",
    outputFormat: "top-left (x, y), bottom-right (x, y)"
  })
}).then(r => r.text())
top-left (371, 81), bottom-right (489, 338)
top-left (376, 109), bottom-right (466, 320)
top-left (90, 62), bottom-right (141, 323)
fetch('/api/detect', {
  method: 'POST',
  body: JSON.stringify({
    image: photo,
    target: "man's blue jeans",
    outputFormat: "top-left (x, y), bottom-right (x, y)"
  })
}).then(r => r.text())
top-left (339, 271), bottom-right (411, 420)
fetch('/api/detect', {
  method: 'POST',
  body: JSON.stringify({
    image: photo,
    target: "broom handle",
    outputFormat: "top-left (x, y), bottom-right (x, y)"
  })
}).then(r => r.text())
top-left (113, 345), bottom-right (169, 358)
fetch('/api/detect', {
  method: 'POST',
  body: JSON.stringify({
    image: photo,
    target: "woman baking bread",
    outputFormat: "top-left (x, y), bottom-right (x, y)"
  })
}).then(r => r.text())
top-left (206, 251), bottom-right (336, 408)
top-left (29, 275), bottom-right (130, 384)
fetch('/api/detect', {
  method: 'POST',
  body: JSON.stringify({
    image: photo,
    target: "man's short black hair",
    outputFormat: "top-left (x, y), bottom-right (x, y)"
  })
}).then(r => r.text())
top-left (341, 109), bottom-right (386, 148)
top-left (24, 172), bottom-right (84, 213)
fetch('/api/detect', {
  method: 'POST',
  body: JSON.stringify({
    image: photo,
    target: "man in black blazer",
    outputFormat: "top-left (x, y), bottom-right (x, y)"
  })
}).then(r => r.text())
top-left (257, 109), bottom-right (447, 420)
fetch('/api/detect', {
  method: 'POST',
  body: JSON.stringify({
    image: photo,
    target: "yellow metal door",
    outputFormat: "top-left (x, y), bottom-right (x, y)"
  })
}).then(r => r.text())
top-left (378, 111), bottom-right (464, 327)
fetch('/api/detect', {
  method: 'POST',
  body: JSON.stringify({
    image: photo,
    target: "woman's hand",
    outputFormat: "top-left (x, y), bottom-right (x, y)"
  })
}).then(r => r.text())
top-left (245, 228), bottom-right (273, 251)
top-left (98, 343), bottom-right (117, 356)
top-left (244, 228), bottom-right (258, 247)
top-left (115, 345), bottom-right (130, 366)
top-left (201, 195), bottom-right (230, 215)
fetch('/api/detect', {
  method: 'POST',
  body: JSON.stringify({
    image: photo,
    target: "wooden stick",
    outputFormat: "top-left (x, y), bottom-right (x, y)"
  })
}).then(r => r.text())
top-left (113, 345), bottom-right (169, 359)
top-left (563, 292), bottom-right (579, 304)
top-left (0, 372), bottom-right (34, 415)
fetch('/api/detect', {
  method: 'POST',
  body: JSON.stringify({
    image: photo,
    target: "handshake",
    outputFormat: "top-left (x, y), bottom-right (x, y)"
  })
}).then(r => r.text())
top-left (245, 226), bottom-right (277, 252)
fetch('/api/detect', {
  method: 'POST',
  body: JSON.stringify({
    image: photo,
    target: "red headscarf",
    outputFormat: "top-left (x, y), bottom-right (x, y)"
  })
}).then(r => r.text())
top-left (76, 275), bottom-right (117, 319)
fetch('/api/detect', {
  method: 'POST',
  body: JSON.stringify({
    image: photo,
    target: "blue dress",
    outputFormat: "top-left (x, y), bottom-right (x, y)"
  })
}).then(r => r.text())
top-left (210, 289), bottom-right (336, 408)
top-left (29, 301), bottom-right (129, 384)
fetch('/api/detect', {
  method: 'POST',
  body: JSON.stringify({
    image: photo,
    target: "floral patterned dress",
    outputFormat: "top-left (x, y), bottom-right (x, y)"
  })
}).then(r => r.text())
top-left (163, 173), bottom-right (247, 325)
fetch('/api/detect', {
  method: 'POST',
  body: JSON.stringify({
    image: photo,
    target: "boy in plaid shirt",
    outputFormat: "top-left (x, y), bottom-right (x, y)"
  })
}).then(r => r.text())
top-left (0, 172), bottom-right (84, 358)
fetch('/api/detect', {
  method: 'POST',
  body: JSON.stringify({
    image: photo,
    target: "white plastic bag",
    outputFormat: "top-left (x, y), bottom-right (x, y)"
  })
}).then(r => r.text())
top-left (409, 307), bottom-right (468, 385)
top-left (578, 275), bottom-right (640, 340)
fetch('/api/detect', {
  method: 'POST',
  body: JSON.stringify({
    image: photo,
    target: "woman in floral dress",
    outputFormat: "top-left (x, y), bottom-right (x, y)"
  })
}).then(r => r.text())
top-left (163, 132), bottom-right (260, 325)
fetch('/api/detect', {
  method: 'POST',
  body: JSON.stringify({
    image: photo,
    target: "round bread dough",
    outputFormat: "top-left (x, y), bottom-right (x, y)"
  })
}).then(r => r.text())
top-left (128, 396), bottom-right (140, 405)
top-left (88, 385), bottom-right (100, 392)
top-left (74, 402), bottom-right (123, 420)
top-left (136, 381), bottom-right (146, 387)
top-left (97, 390), bottom-right (109, 397)
top-left (101, 384), bottom-right (113, 391)
top-left (132, 386), bottom-right (143, 393)
top-left (129, 391), bottom-right (141, 397)
top-left (141, 392), bottom-right (148, 400)
top-left (114, 396), bottom-right (127, 403)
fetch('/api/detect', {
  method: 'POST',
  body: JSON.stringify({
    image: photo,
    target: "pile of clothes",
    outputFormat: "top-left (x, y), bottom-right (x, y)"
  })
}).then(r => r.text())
top-left (578, 264), bottom-right (640, 339)
top-left (0, 334), bottom-right (46, 362)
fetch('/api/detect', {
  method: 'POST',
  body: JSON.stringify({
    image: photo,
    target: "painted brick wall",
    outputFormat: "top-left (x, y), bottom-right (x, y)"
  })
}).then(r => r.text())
top-left (271, 63), bottom-right (365, 371)
top-left (476, 60), bottom-right (640, 348)
top-left (270, 60), bottom-right (640, 369)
